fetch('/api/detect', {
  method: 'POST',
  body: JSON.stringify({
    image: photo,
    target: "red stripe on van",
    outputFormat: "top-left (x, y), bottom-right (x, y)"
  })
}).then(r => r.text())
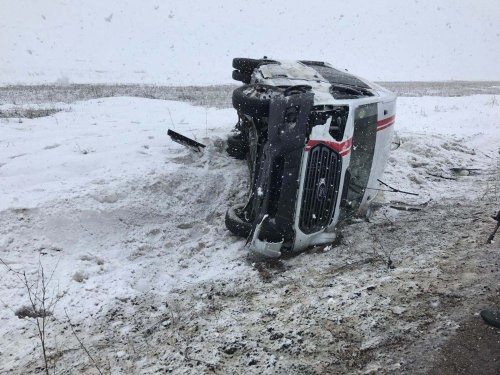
top-left (377, 115), bottom-right (395, 131)
top-left (304, 138), bottom-right (352, 156)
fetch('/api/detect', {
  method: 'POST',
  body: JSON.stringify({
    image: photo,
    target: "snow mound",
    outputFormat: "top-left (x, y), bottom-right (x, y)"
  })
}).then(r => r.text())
top-left (0, 95), bottom-right (498, 373)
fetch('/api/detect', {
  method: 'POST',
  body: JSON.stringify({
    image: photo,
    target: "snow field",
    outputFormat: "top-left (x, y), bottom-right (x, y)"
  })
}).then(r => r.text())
top-left (0, 93), bottom-right (499, 373)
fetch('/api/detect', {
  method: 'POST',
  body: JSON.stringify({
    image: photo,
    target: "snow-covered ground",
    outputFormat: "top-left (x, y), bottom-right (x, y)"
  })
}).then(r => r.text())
top-left (0, 92), bottom-right (499, 373)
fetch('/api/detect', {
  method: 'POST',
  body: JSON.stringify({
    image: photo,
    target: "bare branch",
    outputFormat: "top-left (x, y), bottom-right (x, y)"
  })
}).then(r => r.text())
top-left (64, 308), bottom-right (104, 375)
top-left (377, 179), bottom-right (420, 196)
top-left (0, 256), bottom-right (61, 374)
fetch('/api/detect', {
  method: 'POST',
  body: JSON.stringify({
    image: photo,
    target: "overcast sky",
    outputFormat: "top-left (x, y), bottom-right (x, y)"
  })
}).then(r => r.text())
top-left (1, 0), bottom-right (499, 85)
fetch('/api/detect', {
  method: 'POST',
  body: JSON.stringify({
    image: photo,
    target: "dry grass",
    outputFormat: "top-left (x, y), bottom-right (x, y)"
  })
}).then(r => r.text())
top-left (0, 107), bottom-right (63, 119)
top-left (1, 81), bottom-right (499, 110)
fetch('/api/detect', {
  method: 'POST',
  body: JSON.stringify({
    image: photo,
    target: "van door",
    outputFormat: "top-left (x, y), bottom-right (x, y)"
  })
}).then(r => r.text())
top-left (346, 103), bottom-right (378, 214)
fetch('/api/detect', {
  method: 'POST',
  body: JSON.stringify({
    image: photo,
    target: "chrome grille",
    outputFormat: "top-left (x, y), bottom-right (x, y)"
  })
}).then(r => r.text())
top-left (299, 144), bottom-right (342, 234)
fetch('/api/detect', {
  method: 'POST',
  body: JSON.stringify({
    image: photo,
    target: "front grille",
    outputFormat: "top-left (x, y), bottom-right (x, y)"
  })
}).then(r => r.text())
top-left (299, 144), bottom-right (342, 234)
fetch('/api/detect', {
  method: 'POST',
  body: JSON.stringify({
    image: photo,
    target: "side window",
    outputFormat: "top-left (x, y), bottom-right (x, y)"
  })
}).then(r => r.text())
top-left (328, 106), bottom-right (349, 141)
top-left (308, 105), bottom-right (349, 141)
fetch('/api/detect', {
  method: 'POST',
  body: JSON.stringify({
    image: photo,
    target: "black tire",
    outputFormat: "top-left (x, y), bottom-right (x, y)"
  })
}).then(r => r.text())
top-left (232, 58), bottom-right (261, 73)
top-left (233, 57), bottom-right (279, 75)
top-left (226, 134), bottom-right (248, 159)
top-left (232, 84), bottom-right (283, 117)
top-left (232, 70), bottom-right (251, 84)
top-left (225, 203), bottom-right (252, 238)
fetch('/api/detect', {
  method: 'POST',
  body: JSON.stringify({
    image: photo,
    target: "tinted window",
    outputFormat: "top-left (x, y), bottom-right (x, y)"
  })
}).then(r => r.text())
top-left (305, 63), bottom-right (371, 89)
